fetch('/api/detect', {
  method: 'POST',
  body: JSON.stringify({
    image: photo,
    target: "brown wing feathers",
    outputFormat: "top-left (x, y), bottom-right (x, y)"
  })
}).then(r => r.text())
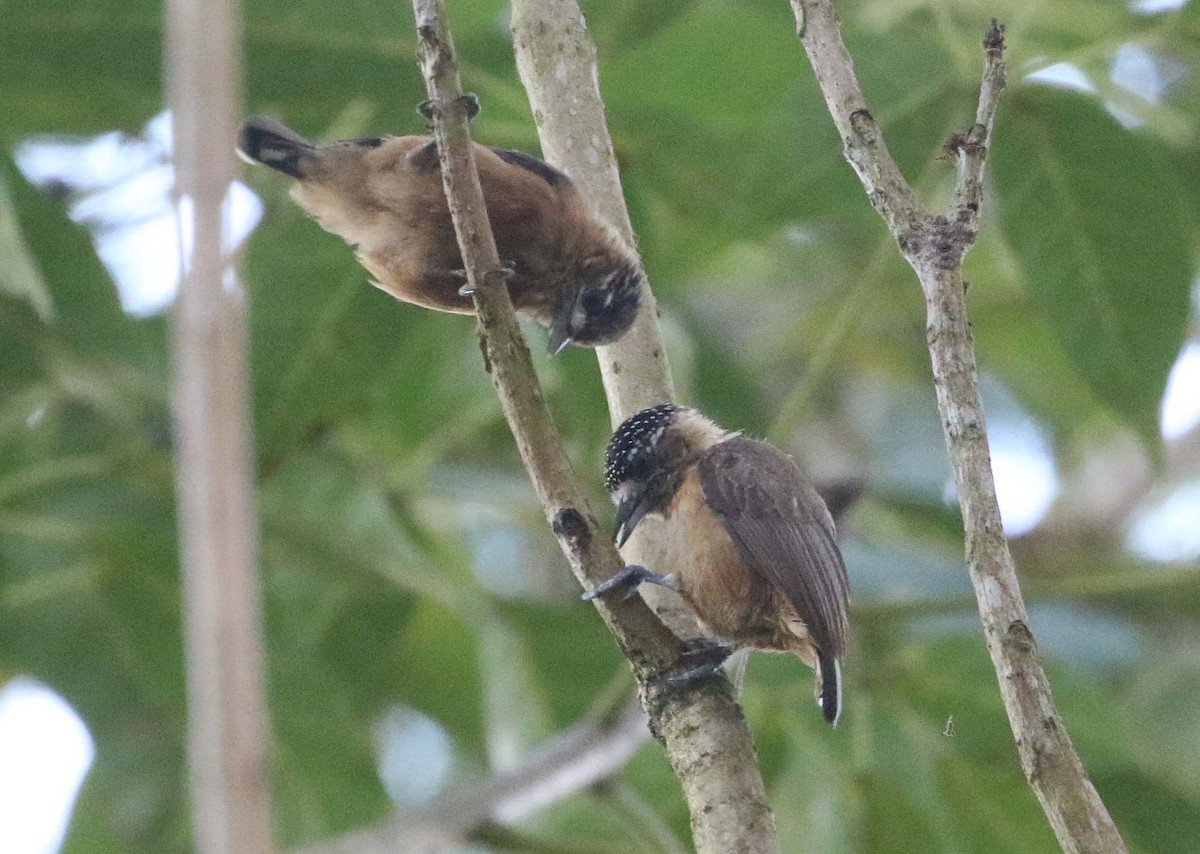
top-left (697, 438), bottom-right (850, 657)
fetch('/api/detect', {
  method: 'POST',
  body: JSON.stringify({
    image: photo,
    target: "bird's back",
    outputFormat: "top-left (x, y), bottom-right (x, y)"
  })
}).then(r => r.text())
top-left (696, 438), bottom-right (851, 659)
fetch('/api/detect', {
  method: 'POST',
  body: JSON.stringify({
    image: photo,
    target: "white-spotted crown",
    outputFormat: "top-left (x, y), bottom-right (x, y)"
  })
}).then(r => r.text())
top-left (603, 403), bottom-right (679, 492)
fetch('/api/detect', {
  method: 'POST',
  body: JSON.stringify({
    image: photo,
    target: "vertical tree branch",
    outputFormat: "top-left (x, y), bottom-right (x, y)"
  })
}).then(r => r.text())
top-left (789, 4), bottom-right (1126, 851)
top-left (508, 0), bottom-right (707, 669)
top-left (509, 0), bottom-right (674, 423)
top-left (165, 0), bottom-right (275, 850)
top-left (410, 3), bottom-right (778, 852)
top-left (409, 0), bottom-right (676, 683)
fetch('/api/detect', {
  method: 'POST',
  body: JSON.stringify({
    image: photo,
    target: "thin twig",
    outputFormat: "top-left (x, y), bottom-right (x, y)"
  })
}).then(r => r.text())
top-left (165, 0), bottom-right (275, 849)
top-left (952, 21), bottom-right (1008, 233)
top-left (408, 3), bottom-right (777, 852)
top-left (789, 5), bottom-right (1125, 851)
top-left (296, 694), bottom-right (649, 853)
top-left (407, 0), bottom-right (677, 677)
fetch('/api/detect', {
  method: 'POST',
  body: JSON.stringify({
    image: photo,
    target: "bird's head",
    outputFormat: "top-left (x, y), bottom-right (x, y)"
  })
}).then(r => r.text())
top-left (547, 255), bottom-right (642, 355)
top-left (604, 404), bottom-right (729, 546)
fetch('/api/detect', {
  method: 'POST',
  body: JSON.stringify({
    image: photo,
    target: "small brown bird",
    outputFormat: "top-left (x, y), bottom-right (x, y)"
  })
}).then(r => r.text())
top-left (590, 404), bottom-right (851, 724)
top-left (236, 116), bottom-right (642, 353)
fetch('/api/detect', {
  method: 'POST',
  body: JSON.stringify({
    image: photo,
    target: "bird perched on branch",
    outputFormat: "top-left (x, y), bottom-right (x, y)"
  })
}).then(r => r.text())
top-left (236, 115), bottom-right (642, 354)
top-left (589, 404), bottom-right (851, 725)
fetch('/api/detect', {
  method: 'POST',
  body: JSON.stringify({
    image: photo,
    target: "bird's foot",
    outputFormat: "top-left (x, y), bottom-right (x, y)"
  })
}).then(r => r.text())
top-left (662, 638), bottom-right (734, 685)
top-left (459, 93), bottom-right (481, 120)
top-left (582, 564), bottom-right (677, 602)
top-left (417, 93), bottom-right (481, 124)
top-left (457, 265), bottom-right (514, 297)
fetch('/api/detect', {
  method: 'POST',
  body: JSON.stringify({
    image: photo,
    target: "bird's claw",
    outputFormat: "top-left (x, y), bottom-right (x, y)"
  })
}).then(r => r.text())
top-left (662, 638), bottom-right (734, 685)
top-left (582, 564), bottom-right (676, 602)
top-left (485, 265), bottom-right (515, 285)
top-left (417, 93), bottom-right (480, 124)
top-left (459, 93), bottom-right (481, 120)
top-left (457, 266), bottom-right (514, 297)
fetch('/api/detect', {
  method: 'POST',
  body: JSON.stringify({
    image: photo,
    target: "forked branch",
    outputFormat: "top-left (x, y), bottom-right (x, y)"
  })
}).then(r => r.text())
top-left (789, 4), bottom-right (1125, 851)
top-left (400, 2), bottom-right (779, 852)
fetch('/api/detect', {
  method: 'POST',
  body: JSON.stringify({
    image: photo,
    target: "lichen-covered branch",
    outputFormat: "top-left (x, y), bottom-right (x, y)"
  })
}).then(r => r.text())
top-left (408, 0), bottom-right (675, 684)
top-left (509, 3), bottom-right (780, 851)
top-left (789, 0), bottom-right (924, 238)
top-left (408, 3), bottom-right (778, 852)
top-left (509, 0), bottom-right (674, 424)
top-left (788, 4), bottom-right (1126, 851)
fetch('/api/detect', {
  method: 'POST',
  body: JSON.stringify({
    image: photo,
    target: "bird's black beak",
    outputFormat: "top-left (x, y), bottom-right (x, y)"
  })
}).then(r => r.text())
top-left (614, 494), bottom-right (651, 548)
top-left (547, 324), bottom-right (574, 357)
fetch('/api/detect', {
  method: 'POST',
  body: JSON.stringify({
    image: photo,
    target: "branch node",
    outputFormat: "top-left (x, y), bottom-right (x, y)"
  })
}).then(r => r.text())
top-left (1004, 619), bottom-right (1037, 655)
top-left (552, 507), bottom-right (592, 551)
top-left (984, 19), bottom-right (1006, 54)
top-left (848, 108), bottom-right (878, 144)
top-left (791, 0), bottom-right (807, 38)
top-left (641, 667), bottom-right (741, 748)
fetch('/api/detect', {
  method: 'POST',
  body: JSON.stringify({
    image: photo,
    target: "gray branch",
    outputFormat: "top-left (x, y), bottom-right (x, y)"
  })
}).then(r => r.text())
top-left (166, 0), bottom-right (275, 849)
top-left (789, 4), bottom-right (1126, 851)
top-left (509, 1), bottom-right (675, 424)
top-left (394, 3), bottom-right (780, 853)
top-left (509, 2), bottom-right (780, 851)
top-left (296, 695), bottom-right (650, 853)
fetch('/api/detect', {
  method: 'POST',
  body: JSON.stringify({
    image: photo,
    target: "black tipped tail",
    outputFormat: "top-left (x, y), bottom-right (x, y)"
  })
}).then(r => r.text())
top-left (817, 651), bottom-right (842, 726)
top-left (236, 116), bottom-right (315, 179)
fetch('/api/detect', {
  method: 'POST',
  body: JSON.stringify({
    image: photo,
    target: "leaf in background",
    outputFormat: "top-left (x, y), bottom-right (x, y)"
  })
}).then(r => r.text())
top-left (0, 0), bottom-right (162, 141)
top-left (991, 88), bottom-right (1192, 445)
top-left (771, 742), bottom-right (855, 854)
top-left (500, 600), bottom-right (626, 728)
top-left (478, 618), bottom-right (553, 770)
top-left (0, 170), bottom-right (53, 320)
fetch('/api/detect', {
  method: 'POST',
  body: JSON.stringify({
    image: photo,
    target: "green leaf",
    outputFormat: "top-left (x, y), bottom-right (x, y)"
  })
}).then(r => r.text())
top-left (0, 170), bottom-right (53, 320)
top-left (992, 88), bottom-right (1192, 444)
top-left (477, 617), bottom-right (553, 769)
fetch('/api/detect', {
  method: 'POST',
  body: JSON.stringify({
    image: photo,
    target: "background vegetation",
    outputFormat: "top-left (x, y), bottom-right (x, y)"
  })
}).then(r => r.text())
top-left (2, 0), bottom-right (1199, 851)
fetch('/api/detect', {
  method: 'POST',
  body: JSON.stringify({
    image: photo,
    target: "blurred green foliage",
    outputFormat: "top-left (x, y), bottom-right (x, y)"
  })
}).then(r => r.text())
top-left (2, 0), bottom-right (1199, 851)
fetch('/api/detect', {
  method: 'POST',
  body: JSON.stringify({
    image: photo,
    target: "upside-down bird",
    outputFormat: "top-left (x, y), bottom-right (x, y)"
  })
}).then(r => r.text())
top-left (590, 404), bottom-right (851, 725)
top-left (236, 115), bottom-right (642, 354)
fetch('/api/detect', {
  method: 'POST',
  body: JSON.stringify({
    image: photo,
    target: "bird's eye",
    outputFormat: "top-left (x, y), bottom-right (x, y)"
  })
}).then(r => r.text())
top-left (581, 289), bottom-right (609, 314)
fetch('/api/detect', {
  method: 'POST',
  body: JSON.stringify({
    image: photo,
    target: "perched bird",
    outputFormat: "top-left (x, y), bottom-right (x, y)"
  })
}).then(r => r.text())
top-left (236, 115), bottom-right (642, 353)
top-left (590, 403), bottom-right (851, 725)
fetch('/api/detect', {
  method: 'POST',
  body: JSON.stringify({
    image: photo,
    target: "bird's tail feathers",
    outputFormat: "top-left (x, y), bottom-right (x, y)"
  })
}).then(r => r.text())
top-left (237, 116), bottom-right (316, 178)
top-left (816, 651), bottom-right (842, 726)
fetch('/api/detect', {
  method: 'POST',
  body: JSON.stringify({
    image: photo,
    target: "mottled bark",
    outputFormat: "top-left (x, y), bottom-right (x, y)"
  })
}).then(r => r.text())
top-left (789, 4), bottom-right (1125, 850)
top-left (509, 2), bottom-right (780, 850)
top-left (406, 2), bottom-right (779, 852)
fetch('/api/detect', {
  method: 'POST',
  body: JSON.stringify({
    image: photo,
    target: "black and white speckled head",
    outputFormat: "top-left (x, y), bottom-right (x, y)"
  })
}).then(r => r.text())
top-left (604, 404), bottom-right (730, 546)
top-left (604, 403), bottom-right (679, 493)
